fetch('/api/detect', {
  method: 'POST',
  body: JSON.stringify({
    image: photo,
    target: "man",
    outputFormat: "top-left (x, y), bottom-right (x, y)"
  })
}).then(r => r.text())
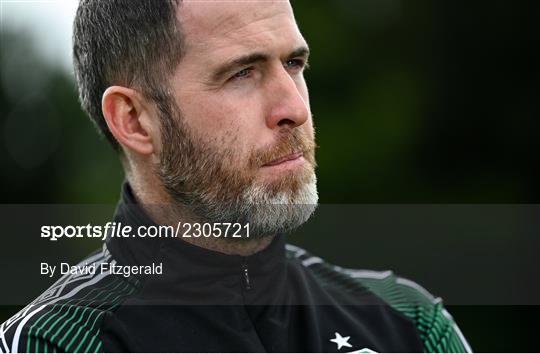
top-left (0, 0), bottom-right (471, 352)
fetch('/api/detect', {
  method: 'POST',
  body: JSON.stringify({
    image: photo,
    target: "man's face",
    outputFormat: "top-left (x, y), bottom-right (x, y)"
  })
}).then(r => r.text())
top-left (157, 0), bottom-right (318, 236)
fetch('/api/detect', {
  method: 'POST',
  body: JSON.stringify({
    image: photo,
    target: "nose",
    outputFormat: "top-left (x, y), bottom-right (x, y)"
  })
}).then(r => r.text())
top-left (265, 66), bottom-right (309, 129)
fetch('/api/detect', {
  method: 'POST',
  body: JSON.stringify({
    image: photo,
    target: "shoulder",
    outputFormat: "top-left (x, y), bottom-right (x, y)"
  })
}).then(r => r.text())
top-left (0, 246), bottom-right (139, 353)
top-left (286, 243), bottom-right (473, 353)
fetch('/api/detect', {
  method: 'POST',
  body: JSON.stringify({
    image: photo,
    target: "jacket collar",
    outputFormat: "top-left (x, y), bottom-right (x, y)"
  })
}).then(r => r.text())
top-left (105, 182), bottom-right (288, 305)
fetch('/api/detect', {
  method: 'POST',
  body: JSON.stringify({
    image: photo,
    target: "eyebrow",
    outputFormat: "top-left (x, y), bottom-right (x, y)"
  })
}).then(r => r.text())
top-left (210, 46), bottom-right (310, 83)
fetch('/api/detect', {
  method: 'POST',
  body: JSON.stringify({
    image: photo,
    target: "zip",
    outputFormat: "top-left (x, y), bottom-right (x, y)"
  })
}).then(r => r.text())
top-left (242, 259), bottom-right (251, 291)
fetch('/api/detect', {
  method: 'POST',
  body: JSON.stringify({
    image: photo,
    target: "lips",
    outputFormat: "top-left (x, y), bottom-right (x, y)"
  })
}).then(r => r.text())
top-left (263, 152), bottom-right (303, 167)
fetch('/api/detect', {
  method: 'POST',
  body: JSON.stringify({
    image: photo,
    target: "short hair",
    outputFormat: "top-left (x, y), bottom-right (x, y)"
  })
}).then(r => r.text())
top-left (73, 0), bottom-right (184, 150)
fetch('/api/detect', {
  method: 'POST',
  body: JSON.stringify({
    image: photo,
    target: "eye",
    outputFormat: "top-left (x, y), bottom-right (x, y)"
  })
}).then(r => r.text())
top-left (284, 59), bottom-right (306, 70)
top-left (231, 68), bottom-right (252, 80)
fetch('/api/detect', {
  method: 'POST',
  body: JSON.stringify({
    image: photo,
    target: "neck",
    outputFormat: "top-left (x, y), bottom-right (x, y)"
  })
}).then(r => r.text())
top-left (127, 174), bottom-right (274, 257)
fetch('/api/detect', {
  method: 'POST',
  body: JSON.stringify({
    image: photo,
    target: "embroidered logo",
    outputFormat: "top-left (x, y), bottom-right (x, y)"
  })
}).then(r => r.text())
top-left (330, 332), bottom-right (352, 350)
top-left (329, 332), bottom-right (378, 353)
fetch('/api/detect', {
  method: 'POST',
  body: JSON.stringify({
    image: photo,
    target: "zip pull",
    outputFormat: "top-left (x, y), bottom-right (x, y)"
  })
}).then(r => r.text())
top-left (242, 260), bottom-right (251, 291)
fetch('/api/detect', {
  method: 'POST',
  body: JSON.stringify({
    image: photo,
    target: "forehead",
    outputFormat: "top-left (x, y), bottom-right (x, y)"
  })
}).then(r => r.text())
top-left (178, 0), bottom-right (305, 58)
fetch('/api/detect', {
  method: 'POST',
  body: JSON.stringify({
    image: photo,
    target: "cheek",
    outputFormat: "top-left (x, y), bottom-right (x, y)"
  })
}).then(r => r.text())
top-left (210, 100), bottom-right (266, 141)
top-left (182, 91), bottom-right (265, 132)
top-left (180, 97), bottom-right (228, 133)
top-left (295, 76), bottom-right (310, 103)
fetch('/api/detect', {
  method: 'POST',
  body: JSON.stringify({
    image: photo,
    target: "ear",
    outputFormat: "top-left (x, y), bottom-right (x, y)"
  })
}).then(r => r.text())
top-left (101, 86), bottom-right (157, 155)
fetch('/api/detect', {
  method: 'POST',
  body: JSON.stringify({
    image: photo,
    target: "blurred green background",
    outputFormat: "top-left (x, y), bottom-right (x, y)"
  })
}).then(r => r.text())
top-left (2, 0), bottom-right (540, 204)
top-left (1, 0), bottom-right (539, 351)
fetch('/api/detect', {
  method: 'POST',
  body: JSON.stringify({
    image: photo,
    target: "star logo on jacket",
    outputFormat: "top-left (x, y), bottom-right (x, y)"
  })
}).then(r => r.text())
top-left (329, 332), bottom-right (378, 353)
top-left (330, 332), bottom-right (352, 350)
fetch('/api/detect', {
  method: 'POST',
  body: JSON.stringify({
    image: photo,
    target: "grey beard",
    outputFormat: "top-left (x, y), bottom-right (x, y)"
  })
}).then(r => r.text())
top-left (187, 173), bottom-right (319, 238)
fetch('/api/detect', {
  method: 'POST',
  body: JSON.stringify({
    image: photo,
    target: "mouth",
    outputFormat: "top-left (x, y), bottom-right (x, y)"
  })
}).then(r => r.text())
top-left (262, 152), bottom-right (304, 167)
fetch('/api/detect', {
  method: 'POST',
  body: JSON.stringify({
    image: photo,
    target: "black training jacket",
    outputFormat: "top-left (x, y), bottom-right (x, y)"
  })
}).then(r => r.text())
top-left (0, 183), bottom-right (471, 353)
